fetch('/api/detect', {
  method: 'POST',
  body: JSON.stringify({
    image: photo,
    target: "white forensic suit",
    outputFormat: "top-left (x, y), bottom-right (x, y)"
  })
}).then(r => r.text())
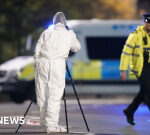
top-left (34, 13), bottom-right (81, 133)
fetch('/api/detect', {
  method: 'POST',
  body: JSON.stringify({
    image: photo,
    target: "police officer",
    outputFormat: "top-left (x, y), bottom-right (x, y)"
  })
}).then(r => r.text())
top-left (120, 13), bottom-right (150, 125)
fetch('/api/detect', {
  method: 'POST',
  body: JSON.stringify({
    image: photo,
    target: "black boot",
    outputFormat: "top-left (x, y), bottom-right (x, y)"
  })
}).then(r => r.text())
top-left (123, 109), bottom-right (135, 125)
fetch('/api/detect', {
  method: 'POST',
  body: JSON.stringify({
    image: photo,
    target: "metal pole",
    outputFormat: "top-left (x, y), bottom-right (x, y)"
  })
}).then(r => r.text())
top-left (63, 88), bottom-right (69, 133)
top-left (15, 95), bottom-right (35, 133)
top-left (66, 62), bottom-right (90, 132)
top-left (16, 62), bottom-right (90, 133)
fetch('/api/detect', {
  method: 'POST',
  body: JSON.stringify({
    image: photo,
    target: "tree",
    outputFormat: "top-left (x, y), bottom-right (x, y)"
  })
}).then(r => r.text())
top-left (137, 0), bottom-right (150, 18)
top-left (0, 0), bottom-right (138, 63)
top-left (0, 0), bottom-right (92, 62)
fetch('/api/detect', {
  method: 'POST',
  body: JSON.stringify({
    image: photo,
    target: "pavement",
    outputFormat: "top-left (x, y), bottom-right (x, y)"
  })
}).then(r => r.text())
top-left (0, 94), bottom-right (149, 135)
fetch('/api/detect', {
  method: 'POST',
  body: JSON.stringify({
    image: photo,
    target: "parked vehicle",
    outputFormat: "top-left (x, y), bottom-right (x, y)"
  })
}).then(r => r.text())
top-left (0, 19), bottom-right (142, 103)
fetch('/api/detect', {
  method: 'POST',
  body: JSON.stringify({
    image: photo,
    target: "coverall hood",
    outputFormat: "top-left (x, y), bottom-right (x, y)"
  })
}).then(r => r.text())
top-left (53, 12), bottom-right (67, 26)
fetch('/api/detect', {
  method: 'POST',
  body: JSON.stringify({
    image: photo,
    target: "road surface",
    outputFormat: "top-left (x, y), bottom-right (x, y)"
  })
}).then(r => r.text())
top-left (0, 94), bottom-right (149, 135)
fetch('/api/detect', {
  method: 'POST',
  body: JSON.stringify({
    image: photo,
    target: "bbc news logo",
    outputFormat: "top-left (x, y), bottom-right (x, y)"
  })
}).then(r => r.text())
top-left (0, 116), bottom-right (25, 125)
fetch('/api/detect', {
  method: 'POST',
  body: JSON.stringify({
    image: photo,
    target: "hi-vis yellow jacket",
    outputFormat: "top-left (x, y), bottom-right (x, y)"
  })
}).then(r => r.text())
top-left (120, 25), bottom-right (150, 77)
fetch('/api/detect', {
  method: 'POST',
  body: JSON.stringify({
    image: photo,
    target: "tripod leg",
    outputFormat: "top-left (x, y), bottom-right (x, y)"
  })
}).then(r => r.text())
top-left (63, 88), bottom-right (69, 133)
top-left (66, 62), bottom-right (90, 132)
top-left (15, 94), bottom-right (35, 133)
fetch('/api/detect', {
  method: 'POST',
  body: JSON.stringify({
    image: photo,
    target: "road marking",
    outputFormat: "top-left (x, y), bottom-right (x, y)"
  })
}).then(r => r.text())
top-left (25, 120), bottom-right (40, 126)
top-left (25, 116), bottom-right (40, 126)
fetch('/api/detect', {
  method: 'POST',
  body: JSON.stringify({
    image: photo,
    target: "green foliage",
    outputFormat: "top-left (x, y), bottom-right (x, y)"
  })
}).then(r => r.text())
top-left (0, 0), bottom-right (145, 63)
top-left (137, 0), bottom-right (150, 17)
top-left (0, 44), bottom-right (17, 63)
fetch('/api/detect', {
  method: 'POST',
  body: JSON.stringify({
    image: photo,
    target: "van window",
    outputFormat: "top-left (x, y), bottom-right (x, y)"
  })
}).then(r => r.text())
top-left (86, 37), bottom-right (127, 59)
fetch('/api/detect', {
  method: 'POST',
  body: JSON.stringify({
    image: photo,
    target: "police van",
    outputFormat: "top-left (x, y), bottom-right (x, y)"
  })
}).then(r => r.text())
top-left (0, 19), bottom-right (143, 103)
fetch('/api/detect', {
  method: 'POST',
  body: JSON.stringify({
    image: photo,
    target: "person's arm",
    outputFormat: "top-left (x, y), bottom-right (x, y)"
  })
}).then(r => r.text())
top-left (34, 31), bottom-right (45, 63)
top-left (120, 32), bottom-right (137, 81)
top-left (70, 31), bottom-right (81, 52)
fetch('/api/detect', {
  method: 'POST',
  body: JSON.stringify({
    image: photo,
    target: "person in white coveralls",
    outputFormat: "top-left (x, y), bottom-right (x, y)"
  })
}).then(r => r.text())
top-left (34, 12), bottom-right (81, 133)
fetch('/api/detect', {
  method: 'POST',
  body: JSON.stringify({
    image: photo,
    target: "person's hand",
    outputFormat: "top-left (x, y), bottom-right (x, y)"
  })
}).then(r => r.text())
top-left (120, 70), bottom-right (127, 81)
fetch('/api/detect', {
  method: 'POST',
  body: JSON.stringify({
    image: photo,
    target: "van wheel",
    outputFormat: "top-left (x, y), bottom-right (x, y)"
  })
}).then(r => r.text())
top-left (9, 92), bottom-right (27, 103)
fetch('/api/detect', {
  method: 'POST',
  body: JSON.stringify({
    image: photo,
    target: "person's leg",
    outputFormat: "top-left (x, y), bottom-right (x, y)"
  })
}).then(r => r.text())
top-left (123, 76), bottom-right (144, 125)
top-left (35, 81), bottom-right (47, 128)
top-left (35, 58), bottom-right (49, 130)
top-left (45, 85), bottom-right (65, 132)
top-left (141, 76), bottom-right (150, 110)
top-left (125, 89), bottom-right (144, 114)
top-left (123, 90), bottom-right (144, 125)
top-left (45, 60), bottom-right (66, 133)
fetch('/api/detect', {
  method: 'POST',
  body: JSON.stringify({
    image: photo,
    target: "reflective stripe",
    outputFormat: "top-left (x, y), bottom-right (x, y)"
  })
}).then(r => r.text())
top-left (122, 52), bottom-right (139, 57)
top-left (131, 70), bottom-right (138, 75)
top-left (125, 44), bottom-right (134, 49)
top-left (135, 45), bottom-right (140, 48)
top-left (125, 44), bottom-right (140, 49)
top-left (132, 54), bottom-right (140, 57)
top-left (144, 48), bottom-right (150, 51)
top-left (122, 52), bottom-right (131, 56)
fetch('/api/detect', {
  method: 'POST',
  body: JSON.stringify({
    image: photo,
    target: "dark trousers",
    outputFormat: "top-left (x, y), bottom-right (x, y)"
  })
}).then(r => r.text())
top-left (127, 62), bottom-right (150, 114)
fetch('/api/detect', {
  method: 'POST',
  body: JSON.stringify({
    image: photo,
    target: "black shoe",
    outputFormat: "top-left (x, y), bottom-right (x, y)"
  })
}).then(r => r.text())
top-left (123, 109), bottom-right (135, 125)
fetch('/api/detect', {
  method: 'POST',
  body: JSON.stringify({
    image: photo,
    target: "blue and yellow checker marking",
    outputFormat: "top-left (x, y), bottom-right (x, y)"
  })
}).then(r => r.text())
top-left (101, 60), bottom-right (120, 80)
top-left (17, 63), bottom-right (35, 81)
top-left (69, 60), bottom-right (136, 80)
top-left (72, 60), bottom-right (101, 80)
top-left (17, 60), bottom-right (136, 81)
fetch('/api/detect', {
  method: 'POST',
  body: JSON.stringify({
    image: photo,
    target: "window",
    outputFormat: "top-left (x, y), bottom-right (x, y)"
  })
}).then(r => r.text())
top-left (86, 37), bottom-right (127, 59)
